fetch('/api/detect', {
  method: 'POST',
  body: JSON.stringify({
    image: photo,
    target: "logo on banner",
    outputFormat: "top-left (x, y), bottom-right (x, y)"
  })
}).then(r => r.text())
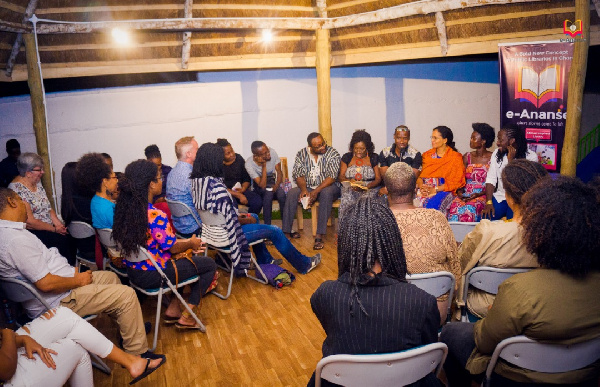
top-left (515, 65), bottom-right (562, 108)
top-left (563, 20), bottom-right (583, 37)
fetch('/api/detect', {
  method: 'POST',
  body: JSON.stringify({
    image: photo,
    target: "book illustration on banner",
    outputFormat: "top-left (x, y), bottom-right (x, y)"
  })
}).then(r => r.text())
top-left (528, 143), bottom-right (557, 171)
top-left (515, 65), bottom-right (563, 108)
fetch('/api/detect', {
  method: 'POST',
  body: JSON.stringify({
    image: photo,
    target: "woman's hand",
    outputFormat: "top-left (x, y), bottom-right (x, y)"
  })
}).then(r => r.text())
top-left (188, 235), bottom-right (206, 255)
top-left (378, 186), bottom-right (388, 196)
top-left (16, 335), bottom-right (57, 370)
top-left (54, 223), bottom-right (68, 235)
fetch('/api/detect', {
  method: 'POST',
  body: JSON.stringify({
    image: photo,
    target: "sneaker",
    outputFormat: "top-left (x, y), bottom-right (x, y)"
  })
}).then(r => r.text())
top-left (306, 253), bottom-right (321, 273)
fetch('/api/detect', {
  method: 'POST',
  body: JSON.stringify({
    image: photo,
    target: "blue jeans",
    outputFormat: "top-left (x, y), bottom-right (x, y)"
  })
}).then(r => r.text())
top-left (492, 196), bottom-right (513, 220)
top-left (242, 223), bottom-right (312, 273)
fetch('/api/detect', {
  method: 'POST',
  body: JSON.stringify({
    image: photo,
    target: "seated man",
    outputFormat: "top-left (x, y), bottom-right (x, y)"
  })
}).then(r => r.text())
top-left (282, 132), bottom-right (341, 250)
top-left (0, 188), bottom-right (161, 359)
top-left (245, 141), bottom-right (286, 225)
top-left (378, 125), bottom-right (422, 196)
top-left (166, 136), bottom-right (202, 238)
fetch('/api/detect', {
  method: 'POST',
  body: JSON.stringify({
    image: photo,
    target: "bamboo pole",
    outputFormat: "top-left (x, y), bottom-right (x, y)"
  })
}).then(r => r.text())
top-left (316, 28), bottom-right (332, 146)
top-left (560, 0), bottom-right (590, 176)
top-left (23, 33), bottom-right (54, 208)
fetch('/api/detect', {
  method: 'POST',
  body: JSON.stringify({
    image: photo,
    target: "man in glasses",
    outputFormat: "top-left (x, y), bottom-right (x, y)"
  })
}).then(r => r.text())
top-left (378, 125), bottom-right (422, 196)
top-left (282, 132), bottom-right (341, 250)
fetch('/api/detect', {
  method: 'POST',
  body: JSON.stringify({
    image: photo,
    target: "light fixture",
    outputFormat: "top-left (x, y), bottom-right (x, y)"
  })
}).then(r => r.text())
top-left (111, 28), bottom-right (131, 45)
top-left (261, 29), bottom-right (273, 42)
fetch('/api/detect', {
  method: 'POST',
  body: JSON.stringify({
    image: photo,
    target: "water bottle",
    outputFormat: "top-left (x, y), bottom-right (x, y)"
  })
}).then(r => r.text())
top-left (274, 279), bottom-right (284, 289)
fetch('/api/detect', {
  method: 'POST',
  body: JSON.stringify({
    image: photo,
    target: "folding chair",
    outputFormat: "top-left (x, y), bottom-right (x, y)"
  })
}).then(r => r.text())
top-left (484, 335), bottom-right (600, 387)
top-left (448, 221), bottom-right (478, 243)
top-left (124, 247), bottom-right (205, 351)
top-left (461, 267), bottom-right (531, 322)
top-left (197, 209), bottom-right (268, 300)
top-left (315, 342), bottom-right (448, 387)
top-left (165, 199), bottom-right (202, 238)
top-left (67, 221), bottom-right (106, 271)
top-left (96, 228), bottom-right (128, 279)
top-left (406, 271), bottom-right (455, 322)
top-left (0, 276), bottom-right (112, 374)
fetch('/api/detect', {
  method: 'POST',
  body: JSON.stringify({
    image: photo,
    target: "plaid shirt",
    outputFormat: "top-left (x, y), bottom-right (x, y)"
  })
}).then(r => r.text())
top-left (292, 146), bottom-right (341, 188)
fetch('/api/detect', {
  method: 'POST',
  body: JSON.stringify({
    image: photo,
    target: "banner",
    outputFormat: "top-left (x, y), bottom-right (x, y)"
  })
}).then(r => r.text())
top-left (499, 41), bottom-right (573, 171)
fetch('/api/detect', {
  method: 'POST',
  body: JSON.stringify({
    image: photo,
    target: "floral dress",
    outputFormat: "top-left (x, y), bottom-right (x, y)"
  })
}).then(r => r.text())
top-left (447, 153), bottom-right (490, 222)
top-left (339, 153), bottom-right (382, 223)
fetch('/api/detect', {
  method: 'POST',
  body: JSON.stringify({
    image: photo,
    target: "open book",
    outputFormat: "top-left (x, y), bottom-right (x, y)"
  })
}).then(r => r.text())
top-left (515, 65), bottom-right (562, 108)
top-left (341, 181), bottom-right (368, 190)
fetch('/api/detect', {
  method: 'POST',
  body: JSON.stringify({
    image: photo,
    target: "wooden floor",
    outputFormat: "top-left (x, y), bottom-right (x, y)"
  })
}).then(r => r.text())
top-left (92, 219), bottom-right (338, 387)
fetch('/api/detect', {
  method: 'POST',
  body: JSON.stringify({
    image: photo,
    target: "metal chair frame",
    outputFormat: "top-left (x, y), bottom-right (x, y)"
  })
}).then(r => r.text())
top-left (165, 199), bottom-right (202, 238)
top-left (96, 228), bottom-right (128, 278)
top-left (406, 271), bottom-right (455, 322)
top-left (448, 221), bottom-right (478, 243)
top-left (67, 220), bottom-right (107, 271)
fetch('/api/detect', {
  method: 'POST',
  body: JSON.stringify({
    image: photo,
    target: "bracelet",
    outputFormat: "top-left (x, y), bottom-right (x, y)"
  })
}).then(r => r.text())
top-left (486, 200), bottom-right (493, 205)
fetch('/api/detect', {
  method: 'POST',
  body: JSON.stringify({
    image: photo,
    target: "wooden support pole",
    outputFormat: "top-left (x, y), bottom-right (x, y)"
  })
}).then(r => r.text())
top-left (316, 1), bottom-right (332, 146)
top-left (6, 0), bottom-right (39, 77)
top-left (23, 33), bottom-right (54, 208)
top-left (434, 11), bottom-right (448, 56)
top-left (181, 0), bottom-right (193, 69)
top-left (560, 0), bottom-right (590, 176)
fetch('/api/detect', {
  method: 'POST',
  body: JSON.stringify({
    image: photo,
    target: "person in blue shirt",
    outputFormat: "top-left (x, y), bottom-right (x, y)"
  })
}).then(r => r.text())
top-left (166, 136), bottom-right (202, 238)
top-left (76, 153), bottom-right (118, 229)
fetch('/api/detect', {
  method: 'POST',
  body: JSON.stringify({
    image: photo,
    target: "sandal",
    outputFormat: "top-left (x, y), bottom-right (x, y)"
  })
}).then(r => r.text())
top-left (129, 355), bottom-right (166, 385)
top-left (163, 315), bottom-right (180, 324)
top-left (287, 231), bottom-right (301, 239)
top-left (175, 310), bottom-right (203, 330)
top-left (313, 238), bottom-right (324, 250)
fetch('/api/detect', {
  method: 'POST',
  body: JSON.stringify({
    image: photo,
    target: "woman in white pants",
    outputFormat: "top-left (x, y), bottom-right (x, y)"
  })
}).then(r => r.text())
top-left (0, 307), bottom-right (165, 386)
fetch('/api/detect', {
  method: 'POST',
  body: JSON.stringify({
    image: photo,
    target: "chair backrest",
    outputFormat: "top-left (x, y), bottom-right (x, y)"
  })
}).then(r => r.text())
top-left (315, 343), bottom-right (448, 387)
top-left (197, 210), bottom-right (232, 248)
top-left (67, 221), bottom-right (96, 239)
top-left (465, 267), bottom-right (531, 297)
top-left (485, 335), bottom-right (600, 382)
top-left (448, 221), bottom-right (478, 242)
top-left (96, 228), bottom-right (118, 250)
top-left (165, 199), bottom-right (202, 227)
top-left (406, 271), bottom-right (455, 300)
top-left (0, 277), bottom-right (52, 310)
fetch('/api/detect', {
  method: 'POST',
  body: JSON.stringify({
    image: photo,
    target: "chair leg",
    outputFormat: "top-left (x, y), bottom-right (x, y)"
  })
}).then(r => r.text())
top-left (149, 289), bottom-right (163, 351)
top-left (211, 268), bottom-right (234, 300)
top-left (90, 353), bottom-right (112, 374)
top-left (311, 204), bottom-right (318, 237)
top-left (296, 205), bottom-right (304, 230)
top-left (246, 256), bottom-right (268, 285)
top-left (162, 280), bottom-right (206, 333)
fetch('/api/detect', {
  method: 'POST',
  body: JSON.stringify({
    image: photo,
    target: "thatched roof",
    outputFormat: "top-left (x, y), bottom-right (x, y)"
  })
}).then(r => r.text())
top-left (1, 0), bottom-right (598, 82)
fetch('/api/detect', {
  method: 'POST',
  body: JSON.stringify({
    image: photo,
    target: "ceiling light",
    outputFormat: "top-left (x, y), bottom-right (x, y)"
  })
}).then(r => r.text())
top-left (262, 29), bottom-right (273, 42)
top-left (111, 28), bottom-right (131, 45)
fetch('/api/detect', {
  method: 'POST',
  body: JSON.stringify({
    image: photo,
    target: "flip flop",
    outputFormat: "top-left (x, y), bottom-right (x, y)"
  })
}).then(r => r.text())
top-left (163, 315), bottom-right (180, 324)
top-left (129, 355), bottom-right (166, 385)
top-left (287, 231), bottom-right (301, 239)
top-left (175, 321), bottom-right (204, 330)
top-left (313, 238), bottom-right (324, 250)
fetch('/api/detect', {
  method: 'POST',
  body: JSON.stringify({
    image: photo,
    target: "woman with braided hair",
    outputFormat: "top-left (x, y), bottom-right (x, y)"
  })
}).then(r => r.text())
top-left (308, 196), bottom-right (440, 387)
top-left (442, 173), bottom-right (600, 386)
top-left (112, 159), bottom-right (217, 330)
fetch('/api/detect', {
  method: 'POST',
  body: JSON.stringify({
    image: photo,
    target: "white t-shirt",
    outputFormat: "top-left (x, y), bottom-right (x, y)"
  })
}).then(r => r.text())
top-left (485, 149), bottom-right (540, 202)
top-left (0, 219), bottom-right (73, 318)
top-left (244, 147), bottom-right (281, 185)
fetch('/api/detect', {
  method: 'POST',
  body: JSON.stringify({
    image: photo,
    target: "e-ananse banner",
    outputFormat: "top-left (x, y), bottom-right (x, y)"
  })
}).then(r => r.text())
top-left (499, 41), bottom-right (573, 171)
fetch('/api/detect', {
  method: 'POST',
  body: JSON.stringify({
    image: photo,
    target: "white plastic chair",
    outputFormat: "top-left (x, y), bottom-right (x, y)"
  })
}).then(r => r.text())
top-left (315, 342), bottom-right (448, 387)
top-left (461, 267), bottom-right (531, 322)
top-left (448, 221), bottom-right (478, 243)
top-left (197, 209), bottom-right (268, 300)
top-left (406, 271), bottom-right (455, 322)
top-left (123, 247), bottom-right (205, 350)
top-left (67, 221), bottom-right (106, 271)
top-left (0, 276), bottom-right (112, 374)
top-left (165, 199), bottom-right (202, 238)
top-left (96, 228), bottom-right (128, 278)
top-left (484, 335), bottom-right (600, 387)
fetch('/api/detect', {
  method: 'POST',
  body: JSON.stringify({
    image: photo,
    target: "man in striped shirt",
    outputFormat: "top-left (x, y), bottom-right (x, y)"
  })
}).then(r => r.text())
top-left (282, 132), bottom-right (341, 250)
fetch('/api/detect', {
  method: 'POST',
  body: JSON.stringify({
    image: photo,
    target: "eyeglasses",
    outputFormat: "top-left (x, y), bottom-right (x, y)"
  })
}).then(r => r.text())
top-left (311, 141), bottom-right (327, 149)
top-left (30, 168), bottom-right (44, 173)
top-left (395, 126), bottom-right (410, 133)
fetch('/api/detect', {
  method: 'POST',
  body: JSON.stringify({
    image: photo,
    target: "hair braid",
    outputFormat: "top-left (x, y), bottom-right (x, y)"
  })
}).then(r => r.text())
top-left (501, 159), bottom-right (548, 205)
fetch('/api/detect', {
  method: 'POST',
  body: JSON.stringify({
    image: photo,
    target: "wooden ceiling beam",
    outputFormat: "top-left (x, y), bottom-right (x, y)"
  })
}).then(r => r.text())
top-left (434, 12), bottom-right (448, 57)
top-left (0, 20), bottom-right (30, 33)
top-left (35, 4), bottom-right (316, 15)
top-left (6, 0), bottom-right (39, 77)
top-left (592, 0), bottom-right (600, 18)
top-left (181, 0), bottom-right (193, 69)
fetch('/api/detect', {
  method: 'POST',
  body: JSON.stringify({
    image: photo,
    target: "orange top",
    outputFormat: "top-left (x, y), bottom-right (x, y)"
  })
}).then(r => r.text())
top-left (421, 147), bottom-right (466, 192)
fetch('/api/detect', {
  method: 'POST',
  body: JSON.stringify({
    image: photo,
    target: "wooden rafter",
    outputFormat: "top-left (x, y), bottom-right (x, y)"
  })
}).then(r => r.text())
top-left (181, 0), bottom-right (192, 69)
top-left (0, 20), bottom-right (30, 33)
top-left (6, 0), bottom-right (39, 77)
top-left (593, 0), bottom-right (600, 18)
top-left (434, 12), bottom-right (448, 57)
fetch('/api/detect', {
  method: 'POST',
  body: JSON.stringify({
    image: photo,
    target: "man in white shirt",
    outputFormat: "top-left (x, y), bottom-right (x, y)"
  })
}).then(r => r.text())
top-left (0, 188), bottom-right (160, 358)
top-left (482, 125), bottom-right (539, 220)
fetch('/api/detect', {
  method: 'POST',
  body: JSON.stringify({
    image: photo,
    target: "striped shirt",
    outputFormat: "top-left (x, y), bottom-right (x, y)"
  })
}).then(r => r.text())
top-left (292, 146), bottom-right (341, 188)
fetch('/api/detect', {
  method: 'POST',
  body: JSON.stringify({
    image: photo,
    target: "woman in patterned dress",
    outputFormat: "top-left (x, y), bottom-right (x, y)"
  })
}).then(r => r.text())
top-left (447, 123), bottom-right (495, 222)
top-left (112, 159), bottom-right (217, 330)
top-left (337, 130), bottom-right (382, 223)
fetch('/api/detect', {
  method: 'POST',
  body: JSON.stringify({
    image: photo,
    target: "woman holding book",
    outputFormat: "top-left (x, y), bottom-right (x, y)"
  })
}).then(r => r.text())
top-left (337, 130), bottom-right (382, 223)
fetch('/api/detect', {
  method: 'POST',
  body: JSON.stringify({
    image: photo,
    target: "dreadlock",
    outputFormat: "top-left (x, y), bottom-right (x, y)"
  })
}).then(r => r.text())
top-left (112, 159), bottom-right (158, 258)
top-left (521, 176), bottom-right (600, 277)
top-left (497, 124), bottom-right (528, 163)
top-left (337, 196), bottom-right (408, 316)
top-left (190, 142), bottom-right (224, 179)
top-left (501, 159), bottom-right (548, 206)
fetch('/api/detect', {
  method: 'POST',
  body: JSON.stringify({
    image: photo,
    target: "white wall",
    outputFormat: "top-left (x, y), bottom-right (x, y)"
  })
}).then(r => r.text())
top-left (0, 72), bottom-right (500, 209)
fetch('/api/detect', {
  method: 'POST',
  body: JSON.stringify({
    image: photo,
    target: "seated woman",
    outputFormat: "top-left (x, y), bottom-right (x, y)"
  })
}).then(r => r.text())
top-left (417, 126), bottom-right (465, 215)
top-left (441, 174), bottom-right (600, 386)
top-left (447, 123), bottom-right (495, 222)
top-left (190, 142), bottom-right (321, 277)
top-left (308, 197), bottom-right (440, 387)
top-left (0, 307), bottom-right (164, 386)
top-left (60, 161), bottom-right (96, 263)
top-left (112, 159), bottom-right (217, 330)
top-left (216, 138), bottom-right (262, 215)
top-left (385, 162), bottom-right (460, 323)
top-left (457, 159), bottom-right (544, 320)
top-left (8, 153), bottom-right (75, 264)
top-left (338, 130), bottom-right (382, 223)
top-left (76, 153), bottom-right (118, 230)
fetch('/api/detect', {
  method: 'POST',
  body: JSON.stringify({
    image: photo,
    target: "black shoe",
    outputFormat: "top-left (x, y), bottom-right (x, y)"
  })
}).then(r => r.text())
top-left (139, 350), bottom-right (166, 360)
